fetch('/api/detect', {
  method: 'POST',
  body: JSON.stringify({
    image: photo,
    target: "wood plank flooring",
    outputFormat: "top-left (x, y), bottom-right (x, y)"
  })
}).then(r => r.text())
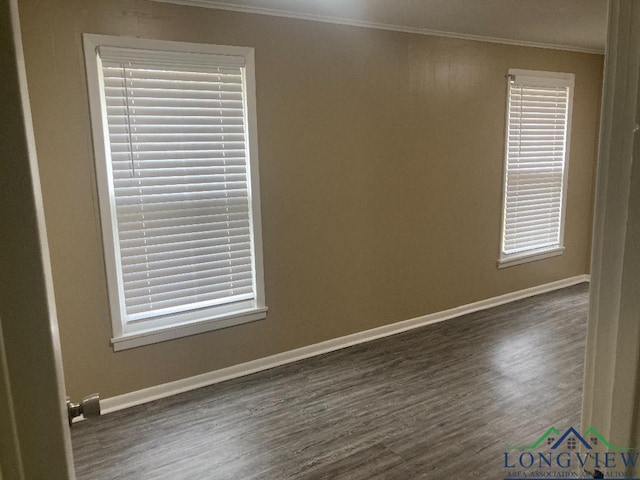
top-left (72, 284), bottom-right (589, 479)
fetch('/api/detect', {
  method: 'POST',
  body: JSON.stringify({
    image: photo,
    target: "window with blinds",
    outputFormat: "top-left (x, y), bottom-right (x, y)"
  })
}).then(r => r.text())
top-left (84, 35), bottom-right (266, 349)
top-left (499, 69), bottom-right (574, 267)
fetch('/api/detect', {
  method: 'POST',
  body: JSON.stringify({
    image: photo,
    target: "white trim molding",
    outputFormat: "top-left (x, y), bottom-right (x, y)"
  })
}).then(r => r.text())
top-left (497, 247), bottom-right (565, 269)
top-left (96, 274), bottom-right (590, 417)
top-left (581, 1), bottom-right (640, 474)
top-left (149, 0), bottom-right (604, 55)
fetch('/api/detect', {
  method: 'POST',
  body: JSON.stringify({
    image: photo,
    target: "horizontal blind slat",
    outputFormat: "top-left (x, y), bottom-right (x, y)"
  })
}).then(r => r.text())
top-left (124, 267), bottom-right (253, 297)
top-left (125, 275), bottom-right (253, 305)
top-left (122, 242), bottom-right (251, 268)
top-left (126, 290), bottom-right (253, 316)
top-left (124, 251), bottom-right (252, 271)
top-left (115, 196), bottom-right (248, 215)
top-left (118, 209), bottom-right (249, 231)
top-left (119, 234), bottom-right (251, 258)
top-left (118, 227), bottom-right (250, 250)
top-left (118, 218), bottom-right (249, 241)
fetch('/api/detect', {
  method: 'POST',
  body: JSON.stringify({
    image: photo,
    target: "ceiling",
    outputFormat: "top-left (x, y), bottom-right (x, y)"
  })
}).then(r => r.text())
top-left (160, 0), bottom-right (608, 53)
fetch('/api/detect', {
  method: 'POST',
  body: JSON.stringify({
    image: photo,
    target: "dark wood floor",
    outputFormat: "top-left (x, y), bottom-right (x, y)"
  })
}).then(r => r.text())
top-left (72, 284), bottom-right (589, 479)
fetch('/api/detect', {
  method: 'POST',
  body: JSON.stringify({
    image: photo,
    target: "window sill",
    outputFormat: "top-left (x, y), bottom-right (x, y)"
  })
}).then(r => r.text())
top-left (111, 307), bottom-right (268, 351)
top-left (497, 247), bottom-right (565, 269)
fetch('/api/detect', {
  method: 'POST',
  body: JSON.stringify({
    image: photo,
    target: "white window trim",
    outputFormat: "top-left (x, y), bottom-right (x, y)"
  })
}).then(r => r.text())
top-left (497, 246), bottom-right (565, 269)
top-left (497, 68), bottom-right (575, 269)
top-left (83, 34), bottom-right (267, 350)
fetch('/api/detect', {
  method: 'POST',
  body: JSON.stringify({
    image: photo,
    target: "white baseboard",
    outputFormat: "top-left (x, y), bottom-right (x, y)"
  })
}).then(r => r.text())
top-left (99, 274), bottom-right (590, 416)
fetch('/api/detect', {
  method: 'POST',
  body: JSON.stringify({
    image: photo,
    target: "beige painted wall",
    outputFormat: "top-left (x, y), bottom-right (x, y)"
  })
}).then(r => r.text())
top-left (17, 0), bottom-right (603, 399)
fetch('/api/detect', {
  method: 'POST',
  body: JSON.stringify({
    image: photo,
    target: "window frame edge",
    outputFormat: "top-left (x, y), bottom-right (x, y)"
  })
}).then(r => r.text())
top-left (111, 307), bottom-right (268, 351)
top-left (497, 246), bottom-right (565, 269)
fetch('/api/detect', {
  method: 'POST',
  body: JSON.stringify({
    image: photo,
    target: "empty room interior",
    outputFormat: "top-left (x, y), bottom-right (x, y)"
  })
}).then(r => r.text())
top-left (7, 0), bottom-right (640, 479)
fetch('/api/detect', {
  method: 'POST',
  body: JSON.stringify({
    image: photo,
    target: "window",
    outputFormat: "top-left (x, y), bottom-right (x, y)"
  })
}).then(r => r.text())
top-left (499, 69), bottom-right (574, 268)
top-left (83, 35), bottom-right (266, 350)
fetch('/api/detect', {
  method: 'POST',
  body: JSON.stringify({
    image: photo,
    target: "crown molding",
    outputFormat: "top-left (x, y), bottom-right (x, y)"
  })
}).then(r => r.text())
top-left (150, 0), bottom-right (604, 55)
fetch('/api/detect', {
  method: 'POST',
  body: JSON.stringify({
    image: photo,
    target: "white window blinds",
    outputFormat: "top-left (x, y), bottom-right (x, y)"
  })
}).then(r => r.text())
top-left (85, 37), bottom-right (266, 345)
top-left (500, 70), bottom-right (574, 263)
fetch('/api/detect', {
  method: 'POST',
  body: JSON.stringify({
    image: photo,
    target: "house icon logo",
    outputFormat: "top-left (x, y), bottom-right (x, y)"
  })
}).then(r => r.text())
top-left (513, 426), bottom-right (624, 451)
top-left (543, 426), bottom-right (591, 451)
top-left (503, 426), bottom-right (637, 479)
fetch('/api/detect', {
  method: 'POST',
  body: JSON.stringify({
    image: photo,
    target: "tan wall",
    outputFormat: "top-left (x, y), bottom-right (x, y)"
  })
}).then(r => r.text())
top-left (17, 0), bottom-right (603, 399)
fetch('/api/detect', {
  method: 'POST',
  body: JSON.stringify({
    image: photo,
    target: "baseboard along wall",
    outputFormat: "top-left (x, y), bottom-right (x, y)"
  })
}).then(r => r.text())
top-left (97, 274), bottom-right (590, 417)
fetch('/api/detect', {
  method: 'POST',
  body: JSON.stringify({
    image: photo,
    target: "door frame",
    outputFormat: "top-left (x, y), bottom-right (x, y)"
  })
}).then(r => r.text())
top-left (0, 0), bottom-right (74, 478)
top-left (581, 0), bottom-right (640, 466)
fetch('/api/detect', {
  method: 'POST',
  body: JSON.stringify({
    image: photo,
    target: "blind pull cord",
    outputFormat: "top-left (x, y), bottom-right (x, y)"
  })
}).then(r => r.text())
top-left (122, 64), bottom-right (136, 177)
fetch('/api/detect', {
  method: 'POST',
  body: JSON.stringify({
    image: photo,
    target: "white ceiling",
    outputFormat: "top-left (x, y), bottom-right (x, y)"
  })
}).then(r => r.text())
top-left (161, 0), bottom-right (608, 53)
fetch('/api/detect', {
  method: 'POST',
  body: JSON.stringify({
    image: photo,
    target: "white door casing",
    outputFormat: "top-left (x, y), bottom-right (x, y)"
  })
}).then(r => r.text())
top-left (582, 0), bottom-right (640, 477)
top-left (0, 0), bottom-right (75, 478)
